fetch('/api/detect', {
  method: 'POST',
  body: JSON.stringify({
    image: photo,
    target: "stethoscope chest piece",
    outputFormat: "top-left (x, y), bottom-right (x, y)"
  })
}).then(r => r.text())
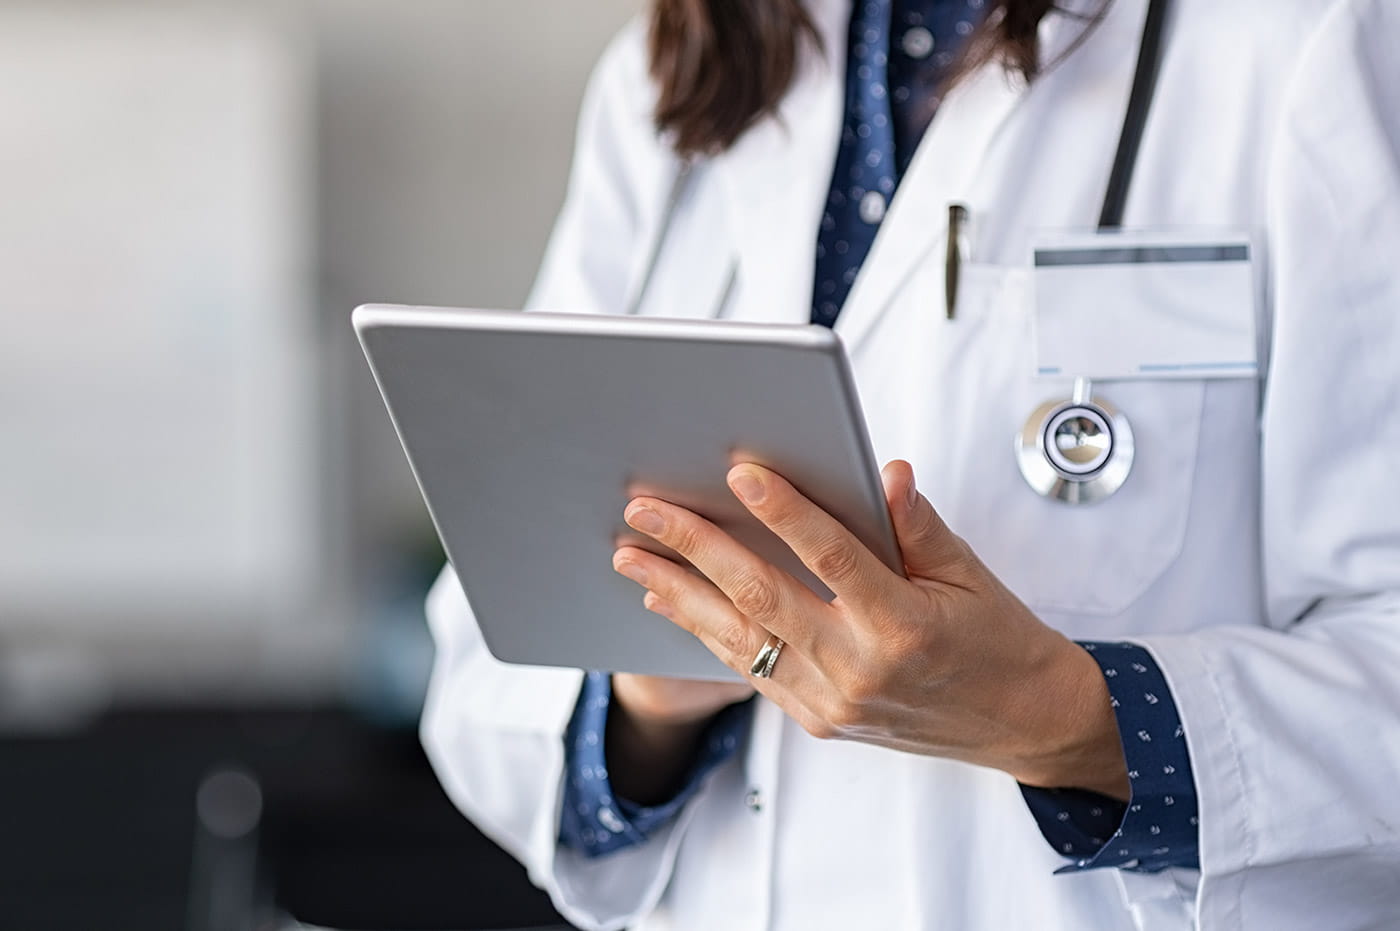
top-left (1016, 379), bottom-right (1134, 505)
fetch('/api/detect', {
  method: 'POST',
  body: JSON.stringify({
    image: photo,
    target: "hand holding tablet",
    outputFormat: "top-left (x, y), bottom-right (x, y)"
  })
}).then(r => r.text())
top-left (355, 304), bottom-right (900, 680)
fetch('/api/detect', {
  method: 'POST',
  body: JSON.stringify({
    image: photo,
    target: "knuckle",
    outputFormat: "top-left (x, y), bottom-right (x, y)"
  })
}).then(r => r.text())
top-left (829, 651), bottom-right (890, 711)
top-left (824, 675), bottom-right (874, 726)
top-left (942, 530), bottom-right (972, 562)
top-left (811, 540), bottom-right (861, 583)
top-left (838, 673), bottom-right (878, 708)
top-left (714, 619), bottom-right (753, 659)
top-left (648, 570), bottom-right (686, 605)
top-left (912, 507), bottom-right (944, 542)
top-left (953, 537), bottom-right (989, 579)
top-left (667, 521), bottom-right (704, 556)
top-left (764, 504), bottom-right (803, 537)
top-left (643, 587), bottom-right (676, 615)
top-left (879, 622), bottom-right (927, 661)
top-left (730, 572), bottom-right (781, 619)
top-left (826, 702), bottom-right (861, 731)
top-left (800, 715), bottom-right (839, 741)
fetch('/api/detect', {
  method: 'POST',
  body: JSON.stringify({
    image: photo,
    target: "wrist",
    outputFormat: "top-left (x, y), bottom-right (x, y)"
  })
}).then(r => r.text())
top-left (1010, 639), bottom-right (1130, 800)
top-left (605, 703), bottom-right (712, 807)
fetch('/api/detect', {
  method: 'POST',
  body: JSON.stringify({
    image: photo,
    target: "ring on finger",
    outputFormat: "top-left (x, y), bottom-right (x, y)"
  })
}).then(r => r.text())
top-left (749, 633), bottom-right (784, 679)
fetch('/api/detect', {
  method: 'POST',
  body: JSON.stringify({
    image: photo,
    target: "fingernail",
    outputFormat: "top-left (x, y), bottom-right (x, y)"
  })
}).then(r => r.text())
top-left (905, 473), bottom-right (919, 509)
top-left (613, 557), bottom-right (647, 586)
top-left (730, 471), bottom-right (765, 505)
top-left (626, 505), bottom-right (665, 536)
top-left (643, 593), bottom-right (673, 618)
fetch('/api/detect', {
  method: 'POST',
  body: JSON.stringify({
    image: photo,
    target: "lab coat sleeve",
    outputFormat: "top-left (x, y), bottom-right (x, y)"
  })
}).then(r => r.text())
top-left (421, 568), bottom-right (712, 931)
top-left (1129, 2), bottom-right (1400, 927)
top-left (419, 21), bottom-right (704, 931)
top-left (522, 20), bottom-right (670, 317)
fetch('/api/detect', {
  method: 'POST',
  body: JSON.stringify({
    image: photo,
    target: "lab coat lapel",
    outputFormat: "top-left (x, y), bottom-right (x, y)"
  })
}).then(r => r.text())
top-left (834, 0), bottom-right (1152, 354)
top-left (709, 0), bottom-right (848, 326)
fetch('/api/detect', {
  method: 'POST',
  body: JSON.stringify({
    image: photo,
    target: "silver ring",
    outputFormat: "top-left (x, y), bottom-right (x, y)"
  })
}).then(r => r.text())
top-left (749, 634), bottom-right (784, 679)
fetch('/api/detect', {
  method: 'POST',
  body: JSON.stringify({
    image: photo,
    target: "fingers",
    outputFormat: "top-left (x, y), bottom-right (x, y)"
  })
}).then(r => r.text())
top-left (613, 545), bottom-right (821, 692)
top-left (879, 460), bottom-right (970, 582)
top-left (617, 497), bottom-right (835, 662)
top-left (613, 545), bottom-right (751, 660)
top-left (726, 464), bottom-right (898, 608)
top-left (613, 546), bottom-right (835, 741)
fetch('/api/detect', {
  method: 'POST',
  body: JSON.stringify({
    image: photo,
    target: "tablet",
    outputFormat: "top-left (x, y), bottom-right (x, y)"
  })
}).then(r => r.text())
top-left (354, 305), bottom-right (901, 680)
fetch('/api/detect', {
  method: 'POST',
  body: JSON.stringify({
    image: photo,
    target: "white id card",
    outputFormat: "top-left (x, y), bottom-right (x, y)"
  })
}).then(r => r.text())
top-left (1032, 230), bottom-right (1257, 380)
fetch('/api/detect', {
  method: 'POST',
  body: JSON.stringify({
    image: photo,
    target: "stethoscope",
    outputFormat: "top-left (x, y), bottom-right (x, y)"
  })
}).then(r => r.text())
top-left (1014, 0), bottom-right (1170, 504)
top-left (629, 0), bottom-right (1172, 506)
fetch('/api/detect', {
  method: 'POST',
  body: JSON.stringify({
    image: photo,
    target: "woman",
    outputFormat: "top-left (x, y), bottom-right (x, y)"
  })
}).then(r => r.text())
top-left (421, 0), bottom-right (1400, 927)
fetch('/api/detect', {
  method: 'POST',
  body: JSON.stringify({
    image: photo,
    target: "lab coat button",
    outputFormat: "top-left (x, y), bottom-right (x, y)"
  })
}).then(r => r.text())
top-left (744, 787), bottom-right (763, 813)
top-left (901, 26), bottom-right (935, 60)
top-left (859, 190), bottom-right (887, 225)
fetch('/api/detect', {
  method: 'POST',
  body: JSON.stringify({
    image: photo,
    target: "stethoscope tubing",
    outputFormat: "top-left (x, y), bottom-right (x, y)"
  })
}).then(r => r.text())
top-left (630, 0), bottom-right (1172, 315)
top-left (626, 0), bottom-right (1174, 504)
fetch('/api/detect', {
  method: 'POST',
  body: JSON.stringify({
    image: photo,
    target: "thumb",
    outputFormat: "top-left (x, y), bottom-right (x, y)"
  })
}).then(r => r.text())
top-left (881, 460), bottom-right (968, 580)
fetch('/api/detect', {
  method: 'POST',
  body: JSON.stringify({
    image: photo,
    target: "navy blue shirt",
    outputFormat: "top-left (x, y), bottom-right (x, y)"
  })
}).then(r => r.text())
top-left (813, 0), bottom-right (984, 324)
top-left (560, 0), bottom-right (1200, 873)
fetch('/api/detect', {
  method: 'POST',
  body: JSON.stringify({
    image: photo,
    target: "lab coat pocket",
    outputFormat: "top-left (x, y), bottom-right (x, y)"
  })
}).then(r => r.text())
top-left (855, 260), bottom-right (1209, 620)
top-left (1004, 272), bottom-right (1213, 618)
top-left (1005, 271), bottom-right (1211, 618)
top-left (1004, 376), bottom-right (1206, 618)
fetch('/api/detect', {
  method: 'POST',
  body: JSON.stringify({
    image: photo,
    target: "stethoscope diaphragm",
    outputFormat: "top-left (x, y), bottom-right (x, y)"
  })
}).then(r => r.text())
top-left (1016, 379), bottom-right (1134, 504)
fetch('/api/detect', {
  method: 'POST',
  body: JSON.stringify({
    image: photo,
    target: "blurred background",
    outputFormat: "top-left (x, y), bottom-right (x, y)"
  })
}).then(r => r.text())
top-left (1, 0), bottom-right (640, 927)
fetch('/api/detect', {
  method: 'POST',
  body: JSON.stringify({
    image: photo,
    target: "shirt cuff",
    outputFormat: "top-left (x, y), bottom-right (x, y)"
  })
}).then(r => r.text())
top-left (1022, 642), bottom-right (1200, 873)
top-left (558, 671), bottom-right (753, 858)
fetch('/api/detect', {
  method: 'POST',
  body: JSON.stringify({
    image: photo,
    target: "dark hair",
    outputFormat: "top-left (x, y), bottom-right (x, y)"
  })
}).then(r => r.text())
top-left (648, 0), bottom-right (1084, 158)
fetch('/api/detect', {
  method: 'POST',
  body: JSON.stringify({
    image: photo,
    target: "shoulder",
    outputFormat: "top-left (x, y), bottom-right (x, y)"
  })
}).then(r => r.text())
top-left (1169, 0), bottom-right (1391, 65)
top-left (1214, 0), bottom-right (1400, 131)
top-left (570, 15), bottom-right (676, 203)
top-left (581, 16), bottom-right (661, 148)
top-left (1155, 0), bottom-right (1395, 142)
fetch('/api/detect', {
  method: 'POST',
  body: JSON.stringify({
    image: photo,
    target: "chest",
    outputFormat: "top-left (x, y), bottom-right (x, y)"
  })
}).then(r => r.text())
top-left (622, 1), bottom-right (1282, 631)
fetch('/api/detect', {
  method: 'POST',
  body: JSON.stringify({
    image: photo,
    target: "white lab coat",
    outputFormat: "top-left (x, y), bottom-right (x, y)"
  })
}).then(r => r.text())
top-left (421, 0), bottom-right (1400, 927)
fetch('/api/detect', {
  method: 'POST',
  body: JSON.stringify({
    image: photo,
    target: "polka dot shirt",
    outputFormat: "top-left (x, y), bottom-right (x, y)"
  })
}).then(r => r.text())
top-left (812, 0), bottom-right (988, 327)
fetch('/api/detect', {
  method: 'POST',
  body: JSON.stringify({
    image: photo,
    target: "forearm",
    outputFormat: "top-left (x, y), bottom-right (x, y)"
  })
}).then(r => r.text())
top-left (605, 700), bottom-right (720, 805)
top-left (602, 670), bottom-right (756, 806)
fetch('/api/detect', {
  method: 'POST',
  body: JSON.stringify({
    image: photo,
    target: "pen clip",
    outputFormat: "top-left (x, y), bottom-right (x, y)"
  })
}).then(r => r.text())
top-left (945, 203), bottom-right (969, 320)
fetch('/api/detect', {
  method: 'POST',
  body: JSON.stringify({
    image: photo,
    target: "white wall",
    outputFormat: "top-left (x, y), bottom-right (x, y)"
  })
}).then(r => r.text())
top-left (314, 0), bottom-right (643, 573)
top-left (0, 2), bottom-right (323, 710)
top-left (0, 0), bottom-right (642, 708)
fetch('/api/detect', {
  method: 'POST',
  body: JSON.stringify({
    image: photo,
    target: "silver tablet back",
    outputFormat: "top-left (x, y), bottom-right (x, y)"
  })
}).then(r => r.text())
top-left (355, 305), bottom-right (900, 680)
